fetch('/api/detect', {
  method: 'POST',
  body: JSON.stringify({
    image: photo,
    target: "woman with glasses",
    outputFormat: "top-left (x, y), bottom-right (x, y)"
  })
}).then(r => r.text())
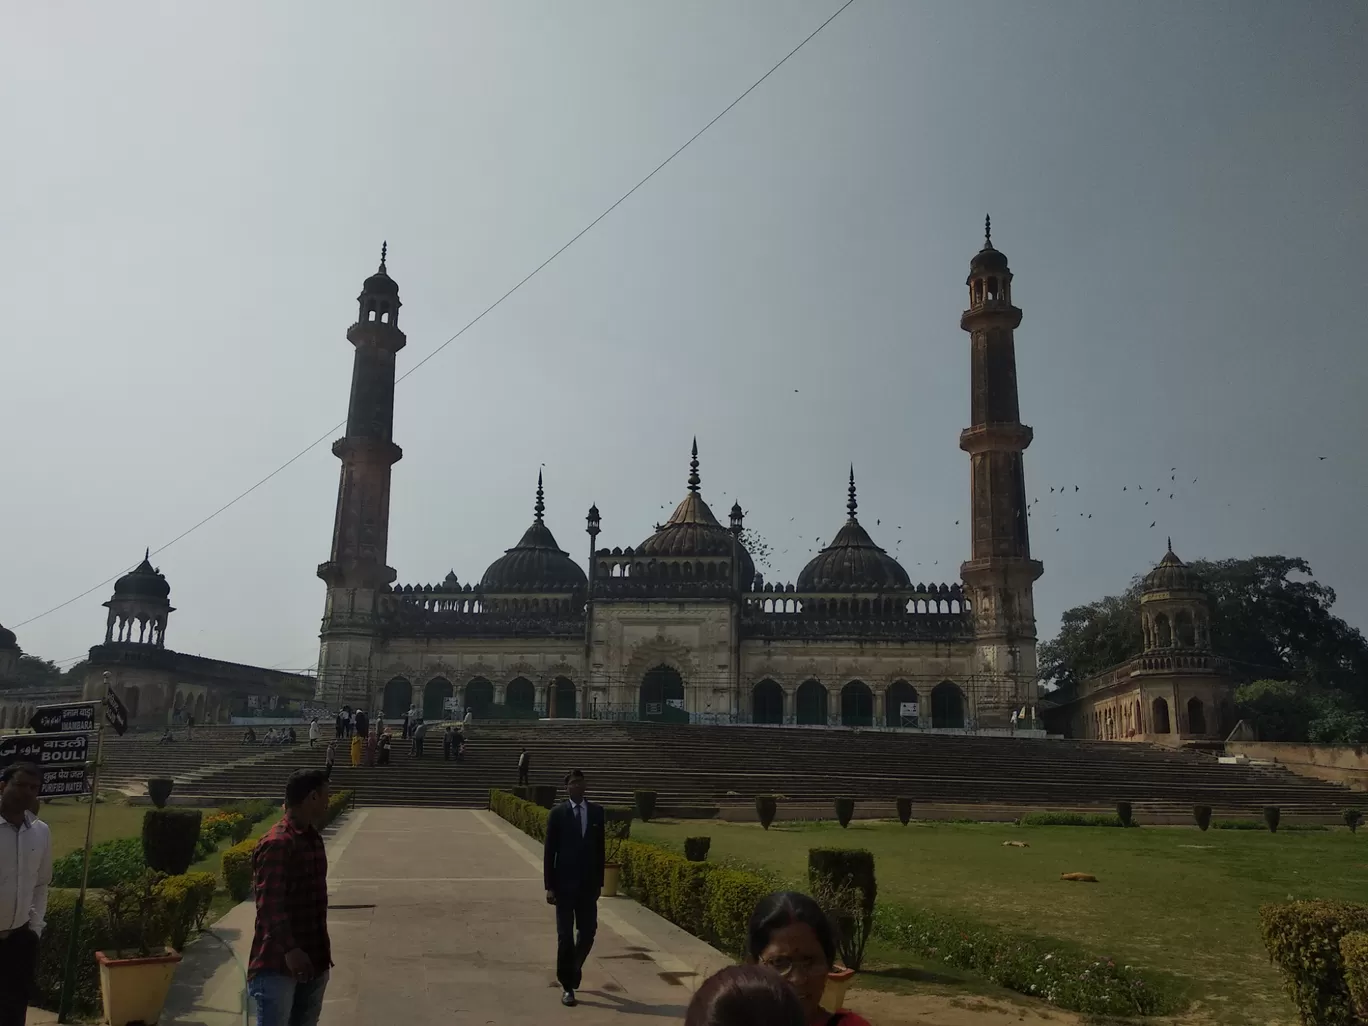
top-left (747, 892), bottom-right (872, 1026)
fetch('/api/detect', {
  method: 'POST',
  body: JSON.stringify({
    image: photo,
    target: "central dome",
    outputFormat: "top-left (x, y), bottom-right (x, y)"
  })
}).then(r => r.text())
top-left (636, 441), bottom-right (754, 583)
top-left (798, 469), bottom-right (910, 592)
top-left (480, 474), bottom-right (587, 593)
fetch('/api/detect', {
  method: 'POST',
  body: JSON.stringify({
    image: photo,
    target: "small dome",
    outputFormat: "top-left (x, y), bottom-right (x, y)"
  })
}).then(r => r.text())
top-left (113, 551), bottom-right (171, 601)
top-left (1142, 540), bottom-right (1204, 594)
top-left (798, 468), bottom-right (910, 591)
top-left (480, 474), bottom-right (587, 593)
top-left (362, 242), bottom-right (399, 296)
top-left (635, 442), bottom-right (755, 584)
top-left (968, 214), bottom-right (1009, 278)
top-left (0, 622), bottom-right (16, 650)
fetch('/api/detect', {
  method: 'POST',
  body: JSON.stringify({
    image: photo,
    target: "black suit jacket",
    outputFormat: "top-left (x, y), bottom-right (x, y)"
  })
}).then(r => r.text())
top-left (543, 800), bottom-right (606, 896)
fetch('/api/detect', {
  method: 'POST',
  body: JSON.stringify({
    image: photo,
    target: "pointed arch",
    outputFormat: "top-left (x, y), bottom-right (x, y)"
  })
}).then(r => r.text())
top-left (930, 680), bottom-right (965, 729)
top-left (841, 681), bottom-right (874, 727)
top-left (752, 679), bottom-right (784, 724)
top-left (795, 679), bottom-right (827, 725)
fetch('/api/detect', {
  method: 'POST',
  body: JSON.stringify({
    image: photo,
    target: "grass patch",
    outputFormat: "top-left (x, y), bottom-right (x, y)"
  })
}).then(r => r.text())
top-left (636, 817), bottom-right (1363, 1025)
top-left (1018, 811), bottom-right (1127, 827)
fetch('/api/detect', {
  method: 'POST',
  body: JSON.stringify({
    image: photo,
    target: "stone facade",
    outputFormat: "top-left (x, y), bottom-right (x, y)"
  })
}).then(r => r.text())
top-left (316, 231), bottom-right (1044, 730)
top-left (1043, 543), bottom-right (1237, 744)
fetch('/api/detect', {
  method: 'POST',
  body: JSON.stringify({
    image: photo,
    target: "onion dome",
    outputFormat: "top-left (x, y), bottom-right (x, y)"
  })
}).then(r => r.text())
top-left (968, 214), bottom-right (1009, 276)
top-left (1142, 539), bottom-right (1204, 594)
top-left (363, 241), bottom-right (399, 296)
top-left (636, 440), bottom-right (755, 582)
top-left (0, 622), bottom-right (16, 650)
top-left (113, 550), bottom-right (171, 600)
top-left (480, 473), bottom-right (588, 592)
top-left (798, 467), bottom-right (910, 591)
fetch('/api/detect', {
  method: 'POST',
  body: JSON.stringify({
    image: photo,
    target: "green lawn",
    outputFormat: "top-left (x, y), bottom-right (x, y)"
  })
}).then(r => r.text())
top-left (40, 794), bottom-right (215, 860)
top-left (635, 817), bottom-right (1366, 1025)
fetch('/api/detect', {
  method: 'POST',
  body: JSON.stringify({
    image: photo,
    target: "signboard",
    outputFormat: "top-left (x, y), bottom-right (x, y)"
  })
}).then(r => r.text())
top-left (0, 732), bottom-right (91, 797)
top-left (104, 690), bottom-right (128, 736)
top-left (443, 697), bottom-right (461, 713)
top-left (665, 698), bottom-right (686, 710)
top-left (29, 703), bottom-right (96, 735)
top-left (645, 702), bottom-right (663, 715)
top-left (899, 702), bottom-right (918, 717)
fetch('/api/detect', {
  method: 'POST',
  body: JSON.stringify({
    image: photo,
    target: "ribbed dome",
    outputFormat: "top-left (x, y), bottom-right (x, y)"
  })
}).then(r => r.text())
top-left (362, 242), bottom-right (399, 296)
top-left (113, 551), bottom-right (171, 601)
top-left (480, 474), bottom-right (587, 593)
top-left (968, 214), bottom-right (1010, 276)
top-left (635, 441), bottom-right (755, 584)
top-left (1142, 540), bottom-right (1204, 594)
top-left (798, 469), bottom-right (910, 591)
top-left (0, 622), bottom-right (16, 649)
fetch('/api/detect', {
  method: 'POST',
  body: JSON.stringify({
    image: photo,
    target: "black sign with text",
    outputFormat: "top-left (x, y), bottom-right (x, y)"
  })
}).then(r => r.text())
top-left (104, 691), bottom-right (128, 736)
top-left (28, 703), bottom-right (96, 735)
top-left (0, 732), bottom-right (91, 796)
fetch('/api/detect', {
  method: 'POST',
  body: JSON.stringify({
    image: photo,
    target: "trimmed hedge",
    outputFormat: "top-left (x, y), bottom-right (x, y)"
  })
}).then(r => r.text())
top-left (148, 778), bottom-right (174, 809)
top-left (1116, 801), bottom-right (1133, 827)
top-left (222, 837), bottom-right (256, 901)
top-left (1019, 811), bottom-right (1125, 828)
top-left (896, 797), bottom-right (912, 826)
top-left (1265, 806), bottom-right (1281, 834)
top-left (142, 808), bottom-right (203, 875)
top-left (532, 784), bottom-right (557, 809)
top-left (51, 836), bottom-right (145, 888)
top-left (489, 789), bottom-right (770, 958)
top-left (635, 790), bottom-right (658, 822)
top-left (684, 836), bottom-right (711, 862)
top-left (1194, 805), bottom-right (1212, 831)
top-left (755, 795), bottom-right (777, 830)
top-left (1341, 931), bottom-right (1368, 1021)
top-left (160, 871), bottom-right (216, 950)
top-left (1346, 809), bottom-right (1362, 833)
top-left (834, 797), bottom-right (855, 828)
top-left (875, 904), bottom-right (1181, 1017)
top-left (1260, 901), bottom-right (1368, 1026)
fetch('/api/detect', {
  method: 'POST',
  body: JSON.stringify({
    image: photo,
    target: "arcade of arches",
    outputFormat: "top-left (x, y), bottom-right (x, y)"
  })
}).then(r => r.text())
top-left (749, 677), bottom-right (967, 728)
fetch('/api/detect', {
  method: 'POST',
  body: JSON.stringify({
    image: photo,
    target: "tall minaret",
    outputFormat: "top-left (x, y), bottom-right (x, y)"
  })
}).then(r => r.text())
top-left (958, 218), bottom-right (1043, 726)
top-left (316, 244), bottom-right (405, 705)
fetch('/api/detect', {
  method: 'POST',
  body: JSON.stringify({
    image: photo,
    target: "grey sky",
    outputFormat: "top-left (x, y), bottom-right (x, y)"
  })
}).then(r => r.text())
top-left (2, 2), bottom-right (1364, 674)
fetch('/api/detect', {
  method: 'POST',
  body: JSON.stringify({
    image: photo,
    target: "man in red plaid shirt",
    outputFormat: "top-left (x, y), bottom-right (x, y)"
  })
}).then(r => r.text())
top-left (248, 769), bottom-right (333, 1026)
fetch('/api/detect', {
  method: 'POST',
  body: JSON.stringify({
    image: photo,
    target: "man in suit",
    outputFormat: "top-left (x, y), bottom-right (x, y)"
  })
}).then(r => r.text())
top-left (543, 769), bottom-right (605, 1006)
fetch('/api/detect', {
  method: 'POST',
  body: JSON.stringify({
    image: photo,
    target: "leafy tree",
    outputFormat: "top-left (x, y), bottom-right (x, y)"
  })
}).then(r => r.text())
top-left (1236, 679), bottom-right (1368, 744)
top-left (13, 653), bottom-right (62, 690)
top-left (1038, 589), bottom-right (1142, 695)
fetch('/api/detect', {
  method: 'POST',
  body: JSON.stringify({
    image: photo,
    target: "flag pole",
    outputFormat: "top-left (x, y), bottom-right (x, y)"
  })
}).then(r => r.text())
top-left (57, 671), bottom-right (109, 1023)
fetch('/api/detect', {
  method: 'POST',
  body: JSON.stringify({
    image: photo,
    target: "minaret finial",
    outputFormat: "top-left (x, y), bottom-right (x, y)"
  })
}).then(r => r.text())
top-left (847, 464), bottom-right (858, 520)
top-left (379, 241), bottom-right (388, 273)
top-left (534, 470), bottom-right (545, 521)
top-left (687, 438), bottom-right (700, 493)
top-left (1166, 536), bottom-right (1172, 553)
top-left (143, 546), bottom-right (150, 562)
top-left (984, 214), bottom-right (992, 247)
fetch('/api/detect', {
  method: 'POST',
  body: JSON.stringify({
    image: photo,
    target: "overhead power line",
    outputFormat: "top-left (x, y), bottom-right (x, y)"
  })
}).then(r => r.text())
top-left (12, 0), bottom-right (857, 634)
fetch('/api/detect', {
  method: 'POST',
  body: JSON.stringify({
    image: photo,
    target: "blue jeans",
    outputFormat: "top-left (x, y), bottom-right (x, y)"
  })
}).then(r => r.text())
top-left (248, 971), bottom-right (329, 1026)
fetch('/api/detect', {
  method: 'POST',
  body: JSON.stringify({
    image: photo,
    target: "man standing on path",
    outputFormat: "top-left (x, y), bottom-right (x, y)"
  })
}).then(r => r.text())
top-left (0, 763), bottom-right (51, 1026)
top-left (543, 769), bottom-right (605, 1007)
top-left (517, 747), bottom-right (531, 786)
top-left (248, 769), bottom-right (333, 1026)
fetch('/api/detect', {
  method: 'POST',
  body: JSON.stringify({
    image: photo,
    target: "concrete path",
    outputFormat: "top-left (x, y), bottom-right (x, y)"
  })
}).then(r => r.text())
top-left (158, 806), bottom-right (731, 1026)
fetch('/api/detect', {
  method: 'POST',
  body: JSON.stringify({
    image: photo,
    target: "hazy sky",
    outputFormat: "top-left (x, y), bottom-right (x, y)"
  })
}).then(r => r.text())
top-left (2, 2), bottom-right (1364, 675)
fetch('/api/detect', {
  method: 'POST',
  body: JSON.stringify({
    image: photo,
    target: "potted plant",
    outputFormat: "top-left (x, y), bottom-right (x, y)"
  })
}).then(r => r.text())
top-left (809, 849), bottom-right (876, 1012)
top-left (95, 869), bottom-right (183, 1026)
top-left (601, 806), bottom-right (633, 898)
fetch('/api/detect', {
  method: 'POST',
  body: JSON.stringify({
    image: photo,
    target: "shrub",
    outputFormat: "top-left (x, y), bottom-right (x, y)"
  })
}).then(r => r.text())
top-left (325, 789), bottom-right (354, 826)
top-left (875, 903), bottom-right (1181, 1016)
top-left (684, 836), bottom-right (711, 862)
top-left (834, 797), bottom-right (855, 828)
top-left (1342, 931), bottom-right (1368, 1021)
top-left (51, 837), bottom-right (145, 888)
top-left (201, 811), bottom-right (246, 845)
top-left (1019, 811), bottom-right (1123, 827)
top-left (1116, 801), bottom-right (1133, 827)
top-left (895, 797), bottom-right (912, 826)
top-left (532, 784), bottom-right (557, 809)
top-left (1346, 808), bottom-right (1362, 834)
top-left (159, 871), bottom-right (216, 950)
top-left (755, 795), bottom-right (777, 830)
top-left (605, 805), bottom-right (633, 865)
top-left (1260, 900), bottom-right (1368, 1026)
top-left (34, 889), bottom-right (114, 1015)
top-left (809, 848), bottom-right (876, 970)
top-left (147, 778), bottom-right (174, 809)
top-left (222, 837), bottom-right (257, 901)
top-left (1265, 806), bottom-right (1281, 834)
top-left (635, 790), bottom-right (658, 822)
top-left (1194, 805), bottom-right (1212, 831)
top-left (142, 808), bottom-right (203, 875)
top-left (704, 866), bottom-right (771, 958)
top-left (222, 798), bottom-right (277, 824)
top-left (103, 870), bottom-right (172, 957)
top-left (489, 789), bottom-right (550, 841)
top-left (230, 816), bottom-right (254, 843)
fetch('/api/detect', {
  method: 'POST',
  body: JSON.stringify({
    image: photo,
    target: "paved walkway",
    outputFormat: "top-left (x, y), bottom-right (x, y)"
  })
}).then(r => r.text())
top-left (158, 806), bottom-right (731, 1026)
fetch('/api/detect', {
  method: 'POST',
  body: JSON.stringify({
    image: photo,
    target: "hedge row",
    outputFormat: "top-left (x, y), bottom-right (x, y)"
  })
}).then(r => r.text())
top-left (1018, 811), bottom-right (1127, 828)
top-left (223, 790), bottom-right (353, 902)
top-left (873, 904), bottom-right (1182, 1017)
top-left (1341, 931), bottom-right (1368, 1021)
top-left (51, 837), bottom-right (145, 888)
top-left (489, 789), bottom-right (769, 958)
top-left (1260, 900), bottom-right (1368, 1026)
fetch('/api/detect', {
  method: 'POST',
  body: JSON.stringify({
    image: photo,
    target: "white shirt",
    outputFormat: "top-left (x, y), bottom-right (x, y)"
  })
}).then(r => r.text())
top-left (1, 811), bottom-right (52, 935)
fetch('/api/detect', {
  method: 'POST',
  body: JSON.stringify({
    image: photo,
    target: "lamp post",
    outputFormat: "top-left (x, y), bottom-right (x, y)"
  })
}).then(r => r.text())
top-left (584, 504), bottom-right (600, 719)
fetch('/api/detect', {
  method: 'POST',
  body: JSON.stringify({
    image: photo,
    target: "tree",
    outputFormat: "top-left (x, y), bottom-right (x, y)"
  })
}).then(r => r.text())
top-left (1236, 680), bottom-right (1368, 744)
top-left (13, 653), bottom-right (62, 690)
top-left (1039, 555), bottom-right (1368, 720)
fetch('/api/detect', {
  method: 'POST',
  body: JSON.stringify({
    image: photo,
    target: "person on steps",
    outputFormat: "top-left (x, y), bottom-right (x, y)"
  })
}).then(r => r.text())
top-left (348, 732), bottom-right (362, 768)
top-left (517, 747), bottom-right (531, 786)
top-left (543, 769), bottom-right (605, 1008)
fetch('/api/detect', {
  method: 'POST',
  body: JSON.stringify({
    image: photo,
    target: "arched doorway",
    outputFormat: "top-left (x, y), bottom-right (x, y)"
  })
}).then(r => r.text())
top-left (796, 679), bottom-right (827, 725)
top-left (639, 665), bottom-right (686, 722)
top-left (1152, 697), bottom-right (1171, 734)
top-left (752, 679), bottom-right (784, 724)
top-left (125, 686), bottom-right (140, 719)
top-left (192, 693), bottom-right (205, 723)
top-left (885, 680), bottom-right (919, 727)
top-left (506, 677), bottom-right (536, 715)
top-left (930, 681), bottom-right (965, 729)
top-left (1187, 697), bottom-right (1207, 735)
top-left (465, 677), bottom-right (494, 717)
top-left (551, 677), bottom-right (576, 718)
top-left (383, 677), bottom-right (411, 719)
top-left (423, 677), bottom-right (453, 720)
top-left (841, 681), bottom-right (874, 727)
